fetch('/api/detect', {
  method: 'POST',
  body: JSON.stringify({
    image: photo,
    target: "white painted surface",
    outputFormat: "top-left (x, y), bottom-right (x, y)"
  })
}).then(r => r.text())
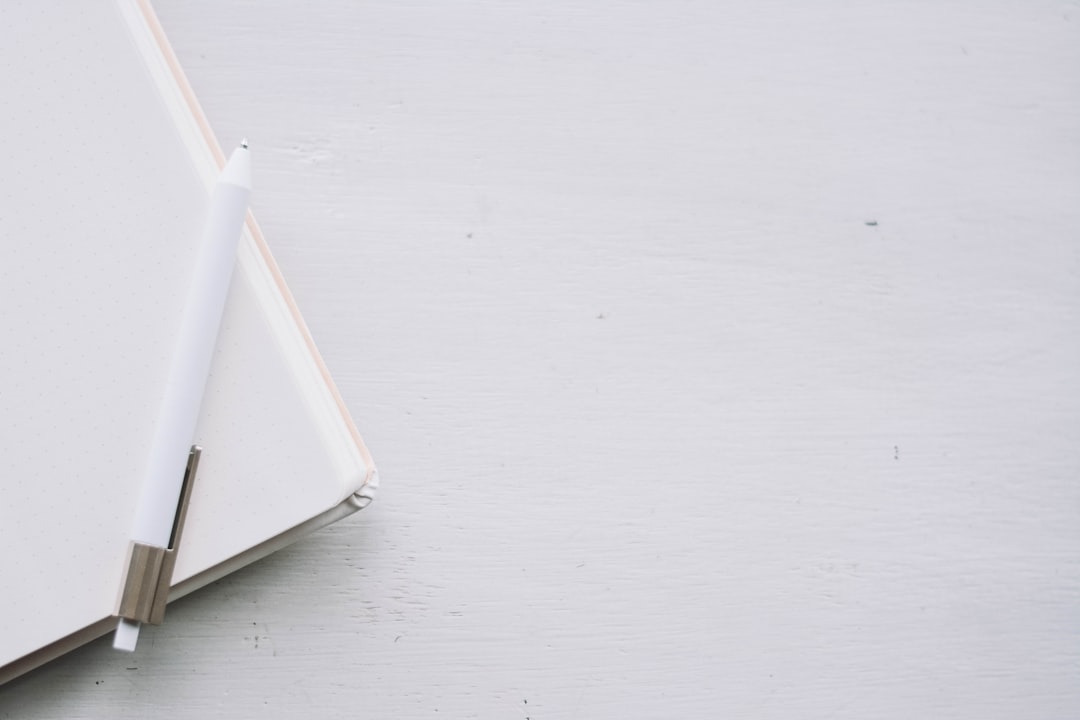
top-left (2, 1), bottom-right (1078, 717)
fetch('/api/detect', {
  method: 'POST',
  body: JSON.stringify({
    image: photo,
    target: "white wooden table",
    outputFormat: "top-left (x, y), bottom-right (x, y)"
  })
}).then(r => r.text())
top-left (3, 2), bottom-right (1078, 717)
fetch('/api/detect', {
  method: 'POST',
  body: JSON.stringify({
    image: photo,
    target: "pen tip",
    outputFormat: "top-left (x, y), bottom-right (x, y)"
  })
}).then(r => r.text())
top-left (240, 138), bottom-right (249, 149)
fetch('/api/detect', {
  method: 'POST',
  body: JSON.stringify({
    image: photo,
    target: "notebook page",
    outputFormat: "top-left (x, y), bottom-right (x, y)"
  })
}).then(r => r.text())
top-left (0, 2), bottom-right (207, 663)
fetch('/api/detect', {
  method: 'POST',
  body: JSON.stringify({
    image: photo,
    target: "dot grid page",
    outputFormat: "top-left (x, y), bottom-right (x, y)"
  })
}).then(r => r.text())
top-left (0, 2), bottom-right (207, 664)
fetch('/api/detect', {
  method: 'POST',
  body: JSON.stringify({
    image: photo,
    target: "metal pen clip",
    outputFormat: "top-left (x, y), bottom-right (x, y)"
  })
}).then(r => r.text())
top-left (116, 445), bottom-right (200, 625)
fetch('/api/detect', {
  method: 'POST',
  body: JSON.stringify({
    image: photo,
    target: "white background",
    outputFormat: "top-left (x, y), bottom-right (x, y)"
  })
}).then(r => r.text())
top-left (3, 1), bottom-right (1079, 717)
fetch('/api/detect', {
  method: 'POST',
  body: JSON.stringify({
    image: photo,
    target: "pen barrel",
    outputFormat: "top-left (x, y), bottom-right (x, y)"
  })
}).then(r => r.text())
top-left (130, 179), bottom-right (250, 547)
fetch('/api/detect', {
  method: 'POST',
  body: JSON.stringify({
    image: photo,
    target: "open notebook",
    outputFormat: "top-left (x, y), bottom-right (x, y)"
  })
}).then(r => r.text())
top-left (0, 0), bottom-right (377, 683)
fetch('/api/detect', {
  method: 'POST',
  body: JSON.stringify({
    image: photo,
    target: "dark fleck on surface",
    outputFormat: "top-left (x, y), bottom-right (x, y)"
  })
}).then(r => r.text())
top-left (865, 220), bottom-right (878, 226)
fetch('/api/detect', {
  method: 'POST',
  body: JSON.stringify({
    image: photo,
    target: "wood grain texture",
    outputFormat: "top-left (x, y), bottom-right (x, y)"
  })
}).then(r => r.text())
top-left (3, 1), bottom-right (1079, 717)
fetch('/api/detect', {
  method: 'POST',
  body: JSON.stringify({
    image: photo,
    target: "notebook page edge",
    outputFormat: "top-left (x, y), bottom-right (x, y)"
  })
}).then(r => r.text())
top-left (131, 0), bottom-right (377, 501)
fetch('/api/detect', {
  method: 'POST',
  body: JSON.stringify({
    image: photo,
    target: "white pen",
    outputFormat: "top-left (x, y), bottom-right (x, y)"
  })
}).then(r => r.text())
top-left (113, 141), bottom-right (252, 652)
